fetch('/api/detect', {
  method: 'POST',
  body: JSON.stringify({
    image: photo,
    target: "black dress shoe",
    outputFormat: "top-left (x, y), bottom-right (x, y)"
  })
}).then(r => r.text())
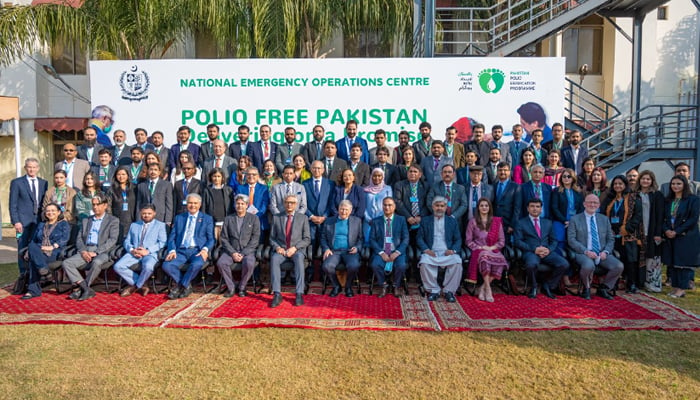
top-left (329, 286), bottom-right (341, 297)
top-left (238, 289), bottom-right (247, 297)
top-left (68, 290), bottom-right (81, 300)
top-left (270, 293), bottom-right (283, 308)
top-left (626, 284), bottom-right (639, 294)
top-left (597, 286), bottom-right (614, 300)
top-left (345, 287), bottom-right (354, 298)
top-left (392, 287), bottom-right (400, 298)
top-left (527, 287), bottom-right (537, 299)
top-left (542, 285), bottom-right (556, 299)
top-left (378, 285), bottom-right (388, 298)
top-left (20, 293), bottom-right (39, 300)
top-left (444, 292), bottom-right (457, 303)
top-left (581, 287), bottom-right (591, 300)
top-left (167, 286), bottom-right (181, 300)
top-left (179, 285), bottom-right (193, 298)
top-left (427, 293), bottom-right (440, 301)
top-left (78, 288), bottom-right (96, 301)
top-left (294, 293), bottom-right (304, 306)
top-left (223, 290), bottom-right (235, 298)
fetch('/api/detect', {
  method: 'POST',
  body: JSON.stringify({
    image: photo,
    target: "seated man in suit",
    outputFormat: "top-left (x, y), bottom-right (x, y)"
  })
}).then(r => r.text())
top-left (369, 197), bottom-right (409, 298)
top-left (567, 194), bottom-right (622, 300)
top-left (321, 200), bottom-right (363, 298)
top-left (514, 198), bottom-right (569, 299)
top-left (61, 193), bottom-right (120, 301)
top-left (217, 194), bottom-right (261, 297)
top-left (416, 196), bottom-right (462, 303)
top-left (162, 193), bottom-right (215, 300)
top-left (113, 204), bottom-right (168, 297)
top-left (269, 195), bottom-right (311, 307)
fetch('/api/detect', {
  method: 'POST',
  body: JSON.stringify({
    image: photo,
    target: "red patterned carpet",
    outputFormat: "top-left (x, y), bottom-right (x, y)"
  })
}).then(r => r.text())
top-left (1, 287), bottom-right (698, 331)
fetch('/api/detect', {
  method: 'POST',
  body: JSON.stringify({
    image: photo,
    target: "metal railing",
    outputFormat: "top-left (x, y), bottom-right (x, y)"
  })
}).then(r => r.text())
top-left (434, 0), bottom-right (595, 55)
top-left (565, 77), bottom-right (621, 133)
top-left (583, 104), bottom-right (699, 169)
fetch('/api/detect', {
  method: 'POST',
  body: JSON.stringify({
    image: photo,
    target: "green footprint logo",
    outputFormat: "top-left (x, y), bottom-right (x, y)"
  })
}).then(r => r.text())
top-left (478, 68), bottom-right (505, 93)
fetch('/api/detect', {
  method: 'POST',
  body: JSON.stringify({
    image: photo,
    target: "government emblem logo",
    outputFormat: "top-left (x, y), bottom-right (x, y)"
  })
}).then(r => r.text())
top-left (120, 65), bottom-right (150, 101)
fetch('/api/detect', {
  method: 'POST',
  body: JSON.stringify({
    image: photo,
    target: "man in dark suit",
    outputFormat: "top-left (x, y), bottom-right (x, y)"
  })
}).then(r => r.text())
top-left (455, 150), bottom-right (487, 186)
top-left (369, 197), bottom-right (409, 297)
top-left (133, 128), bottom-right (155, 153)
top-left (567, 194), bottom-right (623, 300)
top-left (393, 165), bottom-right (430, 234)
top-left (426, 164), bottom-right (469, 228)
top-left (269, 195), bottom-right (311, 307)
top-left (136, 163), bottom-right (174, 225)
top-left (77, 127), bottom-right (103, 167)
top-left (150, 131), bottom-right (170, 177)
top-left (483, 148), bottom-right (502, 185)
top-left (92, 149), bottom-right (116, 192)
top-left (235, 167), bottom-right (270, 236)
top-left (370, 147), bottom-right (400, 186)
top-left (120, 147), bottom-right (145, 184)
top-left (216, 194), bottom-right (261, 297)
top-left (321, 200), bottom-right (363, 297)
top-left (521, 164), bottom-right (552, 219)
top-left (303, 160), bottom-right (335, 253)
top-left (321, 140), bottom-right (348, 182)
top-left (464, 123), bottom-right (491, 166)
top-left (514, 198), bottom-right (569, 299)
top-left (55, 143), bottom-right (91, 190)
top-left (493, 162), bottom-right (522, 237)
top-left (198, 124), bottom-right (220, 166)
top-left (111, 129), bottom-right (132, 166)
top-left (463, 165), bottom-right (494, 220)
top-left (336, 119), bottom-right (369, 164)
top-left (412, 121), bottom-right (434, 164)
top-left (162, 193), bottom-right (215, 299)
top-left (249, 124), bottom-right (277, 172)
top-left (9, 158), bottom-right (48, 275)
top-left (416, 196), bottom-right (463, 302)
top-left (275, 127), bottom-right (304, 174)
top-left (508, 124), bottom-right (530, 171)
top-left (61, 193), bottom-right (120, 301)
top-left (169, 125), bottom-right (201, 172)
top-left (542, 122), bottom-right (568, 153)
top-left (348, 143), bottom-right (370, 187)
top-left (172, 162), bottom-right (203, 215)
top-left (201, 139), bottom-right (237, 184)
top-left (560, 130), bottom-right (588, 175)
top-left (420, 140), bottom-right (453, 187)
top-left (302, 125), bottom-right (327, 164)
top-left (489, 124), bottom-right (512, 164)
top-left (227, 124), bottom-right (254, 162)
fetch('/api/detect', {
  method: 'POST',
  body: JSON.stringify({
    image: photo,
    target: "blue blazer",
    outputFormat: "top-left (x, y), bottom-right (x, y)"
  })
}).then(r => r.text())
top-left (521, 181), bottom-right (553, 219)
top-left (550, 188), bottom-right (584, 223)
top-left (336, 136), bottom-right (369, 164)
top-left (235, 183), bottom-right (270, 230)
top-left (330, 184), bottom-right (366, 219)
top-left (249, 141), bottom-right (278, 172)
top-left (31, 220), bottom-right (70, 247)
top-left (303, 178), bottom-right (335, 218)
top-left (416, 215), bottom-right (462, 252)
top-left (493, 180), bottom-right (522, 231)
top-left (123, 219), bottom-right (167, 255)
top-left (514, 216), bottom-right (558, 254)
top-left (369, 214), bottom-right (409, 256)
top-left (560, 145), bottom-right (589, 174)
top-left (168, 142), bottom-right (201, 171)
top-left (227, 141), bottom-right (253, 161)
top-left (9, 176), bottom-right (48, 226)
top-left (166, 212), bottom-right (215, 254)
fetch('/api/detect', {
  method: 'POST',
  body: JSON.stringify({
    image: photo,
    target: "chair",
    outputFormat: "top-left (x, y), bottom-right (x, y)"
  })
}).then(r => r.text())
top-left (563, 248), bottom-right (620, 296)
top-left (212, 245), bottom-right (264, 294)
top-left (263, 245), bottom-right (312, 294)
top-left (510, 247), bottom-right (566, 295)
top-left (114, 247), bottom-right (167, 295)
top-left (317, 247), bottom-right (362, 295)
top-left (414, 246), bottom-right (469, 297)
top-left (368, 247), bottom-right (409, 296)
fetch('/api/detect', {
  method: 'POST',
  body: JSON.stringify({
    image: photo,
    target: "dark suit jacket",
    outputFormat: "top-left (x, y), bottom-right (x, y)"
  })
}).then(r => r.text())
top-left (508, 140), bottom-right (529, 169)
top-left (169, 142), bottom-right (201, 171)
top-left (153, 146), bottom-right (170, 174)
top-left (543, 139), bottom-right (569, 153)
top-left (136, 178), bottom-right (174, 224)
top-left (227, 141), bottom-right (253, 161)
top-left (330, 185), bottom-right (366, 219)
top-left (250, 140), bottom-right (278, 171)
top-left (561, 145), bottom-right (589, 174)
top-left (455, 166), bottom-right (487, 186)
top-left (31, 220), bottom-right (70, 248)
top-left (77, 144), bottom-right (103, 166)
top-left (514, 216), bottom-right (558, 254)
top-left (320, 216), bottom-right (363, 252)
top-left (202, 185), bottom-right (233, 217)
top-left (493, 180), bottom-right (522, 231)
top-left (235, 183), bottom-right (270, 231)
top-left (112, 144), bottom-right (133, 166)
top-left (528, 145), bottom-right (549, 166)
top-left (173, 178), bottom-right (203, 215)
top-left (220, 213), bottom-right (260, 256)
top-left (303, 178), bottom-right (335, 218)
top-left (302, 141), bottom-right (325, 164)
top-left (420, 155), bottom-right (453, 187)
top-left (464, 140), bottom-right (491, 166)
top-left (322, 157), bottom-right (348, 182)
top-left (484, 162), bottom-right (500, 185)
top-left (369, 214), bottom-right (409, 255)
top-left (199, 140), bottom-right (217, 166)
top-left (412, 139), bottom-right (433, 164)
top-left (270, 212), bottom-right (311, 251)
top-left (427, 182), bottom-right (469, 221)
top-left (201, 155), bottom-right (237, 184)
top-left (662, 195), bottom-right (700, 266)
top-left (465, 183), bottom-right (495, 218)
top-left (336, 136), bottom-right (369, 164)
top-left (550, 188), bottom-right (584, 223)
top-left (370, 163), bottom-right (400, 187)
top-left (416, 215), bottom-right (462, 252)
top-left (76, 214), bottom-right (120, 255)
top-left (9, 175), bottom-right (48, 227)
top-left (350, 162), bottom-right (371, 187)
top-left (166, 211), bottom-right (215, 254)
top-left (521, 181), bottom-right (553, 219)
top-left (393, 180), bottom-right (430, 221)
top-left (91, 164), bottom-right (117, 191)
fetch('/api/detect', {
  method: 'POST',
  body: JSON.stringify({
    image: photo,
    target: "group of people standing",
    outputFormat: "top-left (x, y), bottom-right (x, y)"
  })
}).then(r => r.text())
top-left (8, 117), bottom-right (699, 306)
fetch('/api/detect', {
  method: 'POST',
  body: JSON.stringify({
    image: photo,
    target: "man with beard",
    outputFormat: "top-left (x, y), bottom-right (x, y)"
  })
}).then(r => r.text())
top-left (168, 125), bottom-right (201, 172)
top-left (133, 128), bottom-right (155, 153)
top-left (77, 127), bottom-right (103, 167)
top-left (302, 125), bottom-right (327, 163)
top-left (543, 123), bottom-right (567, 153)
top-left (464, 123), bottom-right (491, 166)
top-left (561, 130), bottom-right (588, 175)
top-left (508, 124), bottom-right (530, 170)
top-left (489, 124), bottom-right (512, 164)
top-left (349, 143), bottom-right (371, 187)
top-left (123, 147), bottom-right (146, 184)
top-left (198, 124), bottom-right (220, 165)
top-left (250, 124), bottom-right (278, 171)
top-left (276, 127), bottom-right (304, 174)
top-left (369, 129), bottom-right (394, 166)
top-left (228, 124), bottom-right (254, 162)
top-left (336, 119), bottom-right (370, 164)
top-left (412, 121), bottom-right (433, 164)
top-left (444, 126), bottom-right (465, 169)
top-left (111, 129), bottom-right (132, 166)
top-left (150, 131), bottom-right (170, 178)
top-left (392, 130), bottom-right (411, 165)
top-left (421, 140), bottom-right (453, 187)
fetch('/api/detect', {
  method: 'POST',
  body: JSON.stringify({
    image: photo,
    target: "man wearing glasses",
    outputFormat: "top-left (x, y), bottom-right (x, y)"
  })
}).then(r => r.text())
top-left (88, 105), bottom-right (115, 148)
top-left (54, 143), bottom-right (91, 190)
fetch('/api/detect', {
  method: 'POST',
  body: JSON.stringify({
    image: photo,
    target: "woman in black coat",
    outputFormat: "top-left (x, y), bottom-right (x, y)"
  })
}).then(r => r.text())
top-left (636, 170), bottom-right (665, 292)
top-left (201, 167), bottom-right (234, 240)
top-left (662, 175), bottom-right (700, 298)
top-left (108, 166), bottom-right (137, 242)
top-left (550, 168), bottom-right (584, 250)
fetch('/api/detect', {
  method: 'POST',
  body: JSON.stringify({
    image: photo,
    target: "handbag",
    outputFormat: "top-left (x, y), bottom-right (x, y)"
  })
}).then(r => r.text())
top-left (11, 272), bottom-right (28, 295)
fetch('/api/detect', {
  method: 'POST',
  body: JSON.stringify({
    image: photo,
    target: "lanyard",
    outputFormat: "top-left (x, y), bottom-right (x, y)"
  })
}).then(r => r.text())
top-left (613, 198), bottom-right (623, 215)
top-left (671, 199), bottom-right (680, 216)
top-left (55, 187), bottom-right (66, 205)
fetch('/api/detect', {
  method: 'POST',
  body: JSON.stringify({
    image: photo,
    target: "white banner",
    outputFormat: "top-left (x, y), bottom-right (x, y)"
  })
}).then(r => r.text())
top-left (90, 57), bottom-right (564, 147)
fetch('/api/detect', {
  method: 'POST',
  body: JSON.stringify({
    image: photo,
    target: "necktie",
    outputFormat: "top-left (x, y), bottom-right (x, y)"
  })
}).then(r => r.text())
top-left (349, 138), bottom-right (354, 148)
top-left (326, 160), bottom-right (332, 176)
top-left (515, 141), bottom-right (520, 151)
top-left (139, 223), bottom-right (149, 247)
top-left (183, 215), bottom-right (195, 248)
top-left (264, 141), bottom-right (269, 158)
top-left (497, 182), bottom-right (504, 199)
top-left (535, 184), bottom-right (541, 199)
top-left (384, 218), bottom-right (392, 254)
top-left (31, 179), bottom-right (38, 214)
top-left (316, 143), bottom-right (322, 160)
top-left (433, 158), bottom-right (439, 170)
top-left (286, 184), bottom-right (292, 196)
top-left (445, 184), bottom-right (452, 201)
top-left (472, 186), bottom-right (479, 203)
top-left (590, 215), bottom-right (600, 254)
top-left (534, 218), bottom-right (541, 238)
top-left (285, 214), bottom-right (293, 248)
top-left (183, 179), bottom-right (188, 196)
top-left (149, 181), bottom-right (155, 202)
top-left (215, 158), bottom-right (221, 168)
top-left (410, 183), bottom-right (420, 217)
top-left (249, 185), bottom-right (255, 206)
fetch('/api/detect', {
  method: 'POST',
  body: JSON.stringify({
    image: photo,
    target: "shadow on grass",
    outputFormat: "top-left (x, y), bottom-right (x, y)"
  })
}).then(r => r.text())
top-left (0, 263), bottom-right (18, 287)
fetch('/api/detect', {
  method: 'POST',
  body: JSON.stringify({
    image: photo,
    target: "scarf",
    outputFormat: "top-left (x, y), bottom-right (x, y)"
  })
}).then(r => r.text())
top-left (467, 216), bottom-right (502, 282)
top-left (364, 168), bottom-right (386, 195)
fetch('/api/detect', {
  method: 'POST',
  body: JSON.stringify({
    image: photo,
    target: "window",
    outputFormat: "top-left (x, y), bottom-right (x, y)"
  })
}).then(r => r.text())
top-left (657, 6), bottom-right (668, 21)
top-left (50, 40), bottom-right (86, 75)
top-left (563, 27), bottom-right (603, 75)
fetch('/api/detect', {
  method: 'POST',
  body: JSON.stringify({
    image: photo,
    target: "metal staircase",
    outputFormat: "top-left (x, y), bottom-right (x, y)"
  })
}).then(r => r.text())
top-left (564, 77), bottom-right (621, 134)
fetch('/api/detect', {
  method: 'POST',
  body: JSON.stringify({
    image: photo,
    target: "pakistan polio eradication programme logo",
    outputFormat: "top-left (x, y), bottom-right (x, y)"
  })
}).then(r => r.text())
top-left (477, 68), bottom-right (505, 94)
top-left (119, 65), bottom-right (150, 101)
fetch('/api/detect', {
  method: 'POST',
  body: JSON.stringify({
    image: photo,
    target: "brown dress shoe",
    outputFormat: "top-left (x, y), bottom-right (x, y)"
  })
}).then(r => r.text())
top-left (137, 286), bottom-right (150, 296)
top-left (120, 285), bottom-right (136, 297)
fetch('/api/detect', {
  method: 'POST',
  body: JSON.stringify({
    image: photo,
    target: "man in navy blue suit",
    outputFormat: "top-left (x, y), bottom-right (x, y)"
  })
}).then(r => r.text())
top-left (249, 124), bottom-right (277, 172)
top-left (493, 162), bottom-right (522, 238)
top-left (303, 160), bottom-right (335, 251)
top-left (168, 125), bottom-right (201, 172)
top-left (560, 130), bottom-right (589, 175)
top-left (235, 167), bottom-right (270, 238)
top-left (9, 158), bottom-right (48, 276)
top-left (514, 198), bottom-right (569, 299)
top-left (369, 197), bottom-right (409, 298)
top-left (521, 164), bottom-right (552, 219)
top-left (162, 193), bottom-right (215, 299)
top-left (227, 124), bottom-right (254, 162)
top-left (336, 119), bottom-right (369, 164)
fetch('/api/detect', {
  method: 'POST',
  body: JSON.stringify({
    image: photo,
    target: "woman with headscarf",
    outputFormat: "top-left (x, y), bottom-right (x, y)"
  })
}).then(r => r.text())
top-left (363, 168), bottom-right (393, 244)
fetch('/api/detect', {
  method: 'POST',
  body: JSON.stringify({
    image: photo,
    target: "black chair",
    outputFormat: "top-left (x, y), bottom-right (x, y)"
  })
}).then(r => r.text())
top-left (368, 247), bottom-right (409, 296)
top-left (316, 247), bottom-right (362, 295)
top-left (212, 244), bottom-right (264, 294)
top-left (262, 245), bottom-right (312, 294)
top-left (563, 248), bottom-right (620, 297)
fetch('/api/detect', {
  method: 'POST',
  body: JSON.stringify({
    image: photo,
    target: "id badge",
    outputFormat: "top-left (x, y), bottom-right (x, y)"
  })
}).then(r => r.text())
top-left (611, 217), bottom-right (620, 224)
top-left (182, 200), bottom-right (187, 205)
top-left (286, 158), bottom-right (292, 165)
top-left (471, 201), bottom-right (477, 208)
top-left (447, 201), bottom-right (452, 208)
top-left (410, 196), bottom-right (418, 202)
top-left (385, 237), bottom-right (393, 244)
top-left (60, 205), bottom-right (66, 212)
top-left (103, 182), bottom-right (111, 187)
top-left (122, 203), bottom-right (129, 211)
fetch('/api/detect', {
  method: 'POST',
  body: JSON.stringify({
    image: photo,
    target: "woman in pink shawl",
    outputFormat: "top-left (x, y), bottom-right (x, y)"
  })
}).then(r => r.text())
top-left (465, 198), bottom-right (509, 302)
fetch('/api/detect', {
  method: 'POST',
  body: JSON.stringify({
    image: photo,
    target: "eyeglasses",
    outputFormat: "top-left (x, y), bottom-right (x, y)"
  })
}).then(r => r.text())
top-left (64, 149), bottom-right (75, 152)
top-left (562, 175), bottom-right (572, 178)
